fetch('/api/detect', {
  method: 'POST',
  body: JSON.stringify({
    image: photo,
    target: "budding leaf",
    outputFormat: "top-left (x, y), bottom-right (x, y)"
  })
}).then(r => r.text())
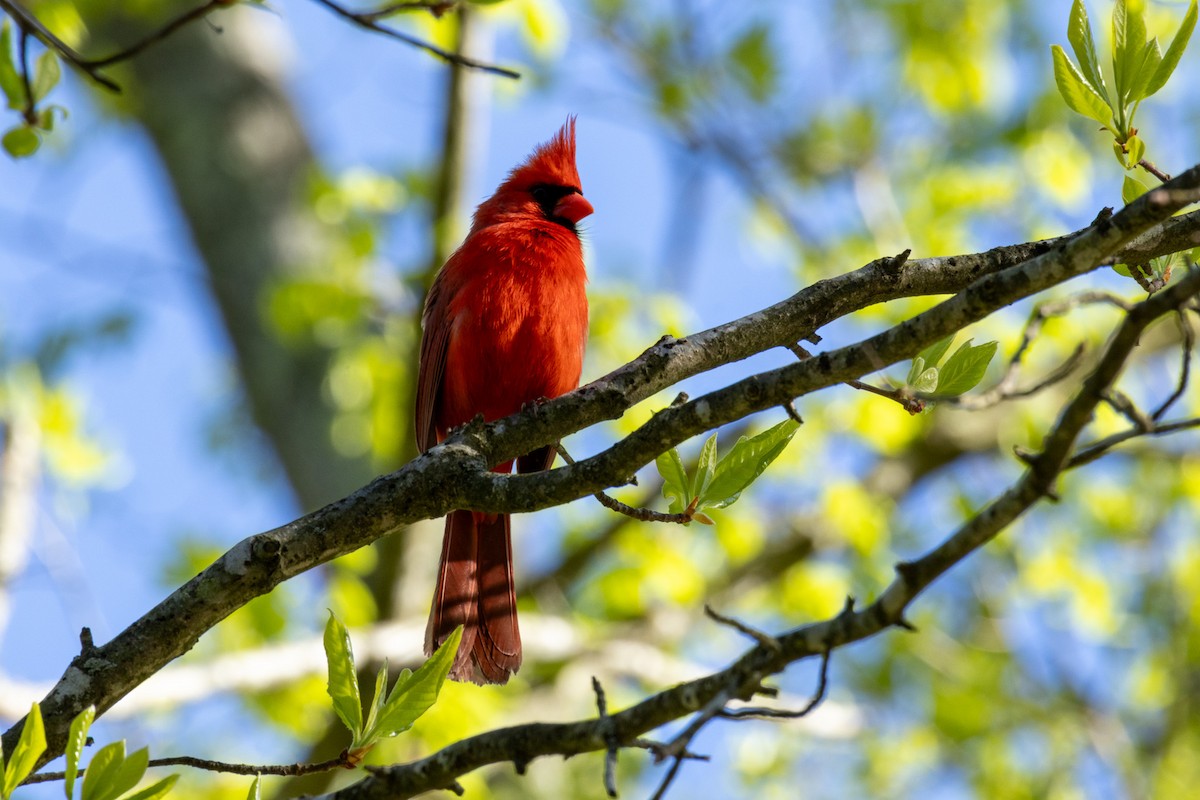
top-left (699, 419), bottom-right (800, 510)
top-left (120, 774), bottom-right (179, 800)
top-left (918, 333), bottom-right (957, 370)
top-left (3, 125), bottom-right (39, 158)
top-left (1144, 0), bottom-right (1197, 97)
top-left (2, 703), bottom-right (45, 799)
top-left (691, 433), bottom-right (718, 500)
top-left (65, 706), bottom-right (95, 800)
top-left (1052, 45), bottom-right (1112, 126)
top-left (935, 339), bottom-right (999, 396)
top-left (1068, 0), bottom-right (1109, 101)
top-left (368, 626), bottom-right (462, 743)
top-left (323, 610), bottom-right (362, 739)
top-left (32, 50), bottom-right (59, 102)
top-left (655, 448), bottom-right (691, 515)
top-left (911, 367), bottom-right (940, 394)
top-left (80, 741), bottom-right (124, 800)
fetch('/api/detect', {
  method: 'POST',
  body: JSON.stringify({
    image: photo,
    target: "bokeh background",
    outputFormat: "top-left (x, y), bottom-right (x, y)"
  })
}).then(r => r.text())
top-left (2, 0), bottom-right (1200, 797)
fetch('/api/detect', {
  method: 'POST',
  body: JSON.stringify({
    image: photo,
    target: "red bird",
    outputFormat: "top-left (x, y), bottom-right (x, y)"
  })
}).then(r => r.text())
top-left (416, 120), bottom-right (592, 684)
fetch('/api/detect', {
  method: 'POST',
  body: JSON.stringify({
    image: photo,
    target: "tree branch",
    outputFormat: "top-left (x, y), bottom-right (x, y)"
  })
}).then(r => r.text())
top-left (0, 0), bottom-right (515, 94)
top-left (307, 0), bottom-right (519, 78)
top-left (5, 166), bottom-right (1199, 769)
top-left (306, 266), bottom-right (1200, 799)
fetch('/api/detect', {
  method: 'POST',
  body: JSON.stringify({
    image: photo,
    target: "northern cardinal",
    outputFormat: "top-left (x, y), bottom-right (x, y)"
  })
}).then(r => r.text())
top-left (416, 119), bottom-right (592, 684)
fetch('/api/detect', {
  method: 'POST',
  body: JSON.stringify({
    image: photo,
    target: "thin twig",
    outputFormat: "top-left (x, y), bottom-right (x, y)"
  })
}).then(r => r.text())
top-left (1139, 159), bottom-right (1172, 183)
top-left (0, 0), bottom-right (227, 92)
top-left (25, 754), bottom-right (352, 785)
top-left (0, 0), bottom-right (511, 95)
top-left (788, 342), bottom-right (924, 413)
top-left (556, 444), bottom-right (697, 525)
top-left (718, 645), bottom-right (833, 720)
top-left (308, 0), bottom-right (519, 78)
top-left (361, 0), bottom-right (458, 22)
top-left (704, 605), bottom-right (781, 653)
top-left (1153, 310), bottom-right (1194, 421)
top-left (1067, 416), bottom-right (1200, 469)
top-left (17, 27), bottom-right (34, 123)
top-left (79, 0), bottom-right (231, 69)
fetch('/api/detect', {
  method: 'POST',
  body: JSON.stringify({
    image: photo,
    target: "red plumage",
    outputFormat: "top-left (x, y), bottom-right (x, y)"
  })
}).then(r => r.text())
top-left (416, 119), bottom-right (592, 684)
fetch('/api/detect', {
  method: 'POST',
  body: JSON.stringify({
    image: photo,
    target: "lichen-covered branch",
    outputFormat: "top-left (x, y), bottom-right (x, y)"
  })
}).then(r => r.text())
top-left (4, 165), bottom-right (1199, 770)
top-left (315, 266), bottom-right (1200, 799)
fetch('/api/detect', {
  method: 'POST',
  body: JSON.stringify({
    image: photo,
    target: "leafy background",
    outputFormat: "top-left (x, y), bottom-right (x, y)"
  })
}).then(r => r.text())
top-left (2, 0), bottom-right (1200, 797)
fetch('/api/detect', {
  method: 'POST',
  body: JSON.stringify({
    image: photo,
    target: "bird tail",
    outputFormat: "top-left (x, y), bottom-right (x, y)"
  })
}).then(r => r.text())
top-left (425, 509), bottom-right (522, 685)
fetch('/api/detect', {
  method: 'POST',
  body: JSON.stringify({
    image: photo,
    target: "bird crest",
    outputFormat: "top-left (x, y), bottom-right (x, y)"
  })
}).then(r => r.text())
top-left (503, 117), bottom-right (581, 192)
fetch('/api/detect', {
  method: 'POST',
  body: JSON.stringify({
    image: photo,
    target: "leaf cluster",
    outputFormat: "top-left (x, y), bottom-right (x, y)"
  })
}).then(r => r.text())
top-left (0, 704), bottom-right (176, 800)
top-left (1051, 0), bottom-right (1196, 168)
top-left (904, 334), bottom-right (999, 398)
top-left (655, 418), bottom-right (799, 525)
top-left (0, 21), bottom-right (62, 158)
top-left (323, 611), bottom-right (461, 762)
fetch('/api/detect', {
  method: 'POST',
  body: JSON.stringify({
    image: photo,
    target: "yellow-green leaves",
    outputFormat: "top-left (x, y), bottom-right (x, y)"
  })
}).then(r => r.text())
top-left (1, 703), bottom-right (45, 799)
top-left (1068, 0), bottom-right (1108, 103)
top-left (324, 610), bottom-right (363, 740)
top-left (1051, 44), bottom-right (1111, 127)
top-left (905, 335), bottom-right (998, 398)
top-left (323, 611), bottom-right (460, 759)
top-left (728, 24), bottom-right (777, 103)
top-left (1115, 174), bottom-right (1178, 284)
top-left (655, 418), bottom-right (800, 523)
top-left (1052, 0), bottom-right (1196, 168)
top-left (1, 703), bottom-right (177, 800)
top-left (64, 705), bottom-right (95, 800)
top-left (1146, 0), bottom-right (1198, 98)
top-left (0, 21), bottom-right (63, 159)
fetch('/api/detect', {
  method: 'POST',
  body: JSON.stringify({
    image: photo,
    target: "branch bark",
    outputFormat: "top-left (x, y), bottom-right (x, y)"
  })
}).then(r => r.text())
top-left (316, 266), bottom-right (1200, 799)
top-left (5, 166), bottom-right (1199, 769)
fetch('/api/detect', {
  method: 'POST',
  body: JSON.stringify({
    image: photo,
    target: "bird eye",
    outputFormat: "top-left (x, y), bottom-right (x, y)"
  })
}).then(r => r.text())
top-left (530, 185), bottom-right (552, 204)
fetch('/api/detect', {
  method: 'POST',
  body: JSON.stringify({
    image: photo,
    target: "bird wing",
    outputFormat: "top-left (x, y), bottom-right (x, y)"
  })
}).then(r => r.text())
top-left (415, 274), bottom-right (451, 454)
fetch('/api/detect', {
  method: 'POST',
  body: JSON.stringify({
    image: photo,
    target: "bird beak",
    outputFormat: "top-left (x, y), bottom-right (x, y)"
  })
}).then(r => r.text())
top-left (553, 192), bottom-right (594, 224)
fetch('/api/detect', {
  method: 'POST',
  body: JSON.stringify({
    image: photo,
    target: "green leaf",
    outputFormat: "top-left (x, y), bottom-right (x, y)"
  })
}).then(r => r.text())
top-left (0, 22), bottom-right (23, 111)
top-left (368, 626), bottom-right (461, 743)
top-left (65, 706), bottom-right (96, 800)
top-left (699, 419), bottom-right (800, 510)
top-left (1126, 134), bottom-right (1145, 167)
top-left (911, 367), bottom-right (940, 394)
top-left (905, 355), bottom-right (925, 386)
top-left (1114, 0), bottom-right (1148, 102)
top-left (323, 610), bottom-right (362, 739)
top-left (934, 339), bottom-right (999, 396)
top-left (80, 741), bottom-right (125, 800)
top-left (107, 747), bottom-right (148, 800)
top-left (1068, 0), bottom-right (1109, 101)
top-left (1052, 45), bottom-right (1112, 125)
top-left (3, 125), bottom-right (39, 158)
top-left (32, 50), bottom-right (59, 102)
top-left (3, 703), bottom-right (46, 798)
top-left (1127, 37), bottom-right (1162, 101)
top-left (1122, 173), bottom-right (1151, 204)
top-left (245, 775), bottom-right (261, 800)
top-left (728, 23), bottom-right (777, 102)
top-left (691, 433), bottom-right (718, 500)
top-left (1145, 0), bottom-right (1197, 97)
top-left (361, 660), bottom-right (390, 742)
top-left (655, 448), bottom-right (691, 515)
top-left (120, 774), bottom-right (178, 800)
top-left (917, 333), bottom-right (956, 369)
